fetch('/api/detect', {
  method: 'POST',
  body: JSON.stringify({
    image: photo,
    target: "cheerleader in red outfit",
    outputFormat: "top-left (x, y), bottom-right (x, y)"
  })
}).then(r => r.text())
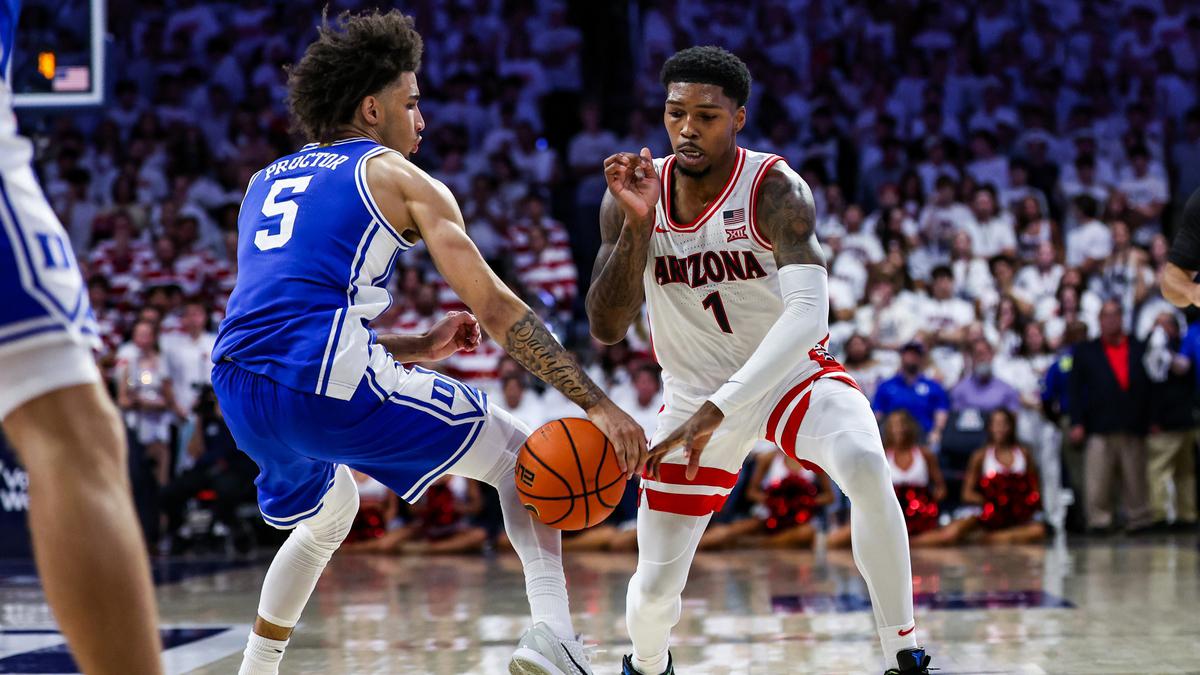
top-left (700, 443), bottom-right (835, 550)
top-left (958, 408), bottom-right (1047, 544)
top-left (920, 408), bottom-right (1047, 546)
top-left (829, 411), bottom-right (950, 548)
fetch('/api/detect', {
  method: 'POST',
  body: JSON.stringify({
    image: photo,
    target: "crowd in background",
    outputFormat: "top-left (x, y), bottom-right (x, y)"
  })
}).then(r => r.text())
top-left (12, 0), bottom-right (1200, 552)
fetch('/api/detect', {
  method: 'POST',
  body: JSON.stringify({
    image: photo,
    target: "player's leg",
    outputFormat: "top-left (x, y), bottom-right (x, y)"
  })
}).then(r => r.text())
top-left (210, 362), bottom-right (356, 675)
top-left (446, 407), bottom-right (585, 656)
top-left (625, 506), bottom-right (711, 675)
top-left (779, 379), bottom-right (922, 672)
top-left (1, 368), bottom-right (163, 675)
top-left (235, 463), bottom-right (358, 675)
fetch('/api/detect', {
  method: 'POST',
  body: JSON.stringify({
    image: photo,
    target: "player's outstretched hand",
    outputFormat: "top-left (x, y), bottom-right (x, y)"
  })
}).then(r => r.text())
top-left (587, 399), bottom-right (649, 479)
top-left (604, 147), bottom-right (660, 223)
top-left (648, 401), bottom-right (725, 481)
top-left (424, 311), bottom-right (481, 361)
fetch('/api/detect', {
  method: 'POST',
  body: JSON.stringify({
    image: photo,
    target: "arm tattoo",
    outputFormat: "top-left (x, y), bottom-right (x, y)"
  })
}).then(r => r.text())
top-left (505, 309), bottom-right (605, 409)
top-left (756, 167), bottom-right (825, 268)
top-left (585, 191), bottom-right (650, 341)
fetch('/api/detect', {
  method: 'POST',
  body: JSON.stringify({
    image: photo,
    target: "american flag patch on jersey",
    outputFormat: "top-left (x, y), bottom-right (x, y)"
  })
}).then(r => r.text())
top-left (722, 208), bottom-right (746, 226)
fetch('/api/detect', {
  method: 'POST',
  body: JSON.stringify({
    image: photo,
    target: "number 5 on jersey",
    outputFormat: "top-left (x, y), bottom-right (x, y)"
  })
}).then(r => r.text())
top-left (255, 176), bottom-right (313, 251)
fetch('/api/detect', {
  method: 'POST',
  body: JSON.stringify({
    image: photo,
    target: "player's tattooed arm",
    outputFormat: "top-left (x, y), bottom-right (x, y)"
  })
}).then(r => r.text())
top-left (500, 308), bottom-right (648, 478)
top-left (504, 309), bottom-right (605, 409)
top-left (587, 191), bottom-right (651, 343)
top-left (756, 164), bottom-right (825, 269)
top-left (587, 150), bottom-right (659, 344)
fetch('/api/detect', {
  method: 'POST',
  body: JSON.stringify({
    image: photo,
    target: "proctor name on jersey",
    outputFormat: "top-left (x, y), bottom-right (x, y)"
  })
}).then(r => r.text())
top-left (652, 250), bottom-right (768, 289)
top-left (263, 151), bottom-right (351, 179)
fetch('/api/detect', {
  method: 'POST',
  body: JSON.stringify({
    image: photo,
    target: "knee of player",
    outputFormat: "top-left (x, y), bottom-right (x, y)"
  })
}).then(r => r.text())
top-left (628, 571), bottom-right (682, 610)
top-left (829, 435), bottom-right (890, 486)
top-left (305, 468), bottom-right (361, 544)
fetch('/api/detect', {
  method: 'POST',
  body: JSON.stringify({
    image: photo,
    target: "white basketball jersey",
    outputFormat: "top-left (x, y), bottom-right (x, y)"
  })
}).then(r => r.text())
top-left (644, 147), bottom-right (838, 396)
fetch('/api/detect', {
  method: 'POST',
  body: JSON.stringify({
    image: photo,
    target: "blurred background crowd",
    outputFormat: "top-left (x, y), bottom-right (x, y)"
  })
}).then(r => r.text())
top-left (6, 0), bottom-right (1200, 554)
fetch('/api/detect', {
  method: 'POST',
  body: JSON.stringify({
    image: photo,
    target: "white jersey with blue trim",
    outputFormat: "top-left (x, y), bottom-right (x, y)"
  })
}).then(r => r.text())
top-left (214, 138), bottom-right (416, 400)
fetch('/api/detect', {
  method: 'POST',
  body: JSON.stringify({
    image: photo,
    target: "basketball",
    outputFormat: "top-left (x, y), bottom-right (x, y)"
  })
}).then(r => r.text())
top-left (514, 418), bottom-right (627, 530)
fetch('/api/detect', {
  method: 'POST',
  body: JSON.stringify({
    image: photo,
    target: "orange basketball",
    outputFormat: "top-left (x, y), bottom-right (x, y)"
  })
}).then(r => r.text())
top-left (514, 418), bottom-right (627, 530)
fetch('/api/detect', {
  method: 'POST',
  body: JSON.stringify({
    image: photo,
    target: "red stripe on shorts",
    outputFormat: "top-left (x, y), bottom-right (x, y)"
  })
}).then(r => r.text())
top-left (769, 369), bottom-right (862, 459)
top-left (642, 488), bottom-right (730, 516)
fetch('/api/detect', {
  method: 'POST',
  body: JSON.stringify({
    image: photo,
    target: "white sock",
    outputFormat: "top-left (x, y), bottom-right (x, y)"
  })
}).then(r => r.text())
top-left (238, 633), bottom-right (289, 675)
top-left (633, 650), bottom-right (669, 675)
top-left (878, 622), bottom-right (918, 669)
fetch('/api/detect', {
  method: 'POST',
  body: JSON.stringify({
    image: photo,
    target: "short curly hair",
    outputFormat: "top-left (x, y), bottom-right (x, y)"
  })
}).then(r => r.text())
top-left (286, 9), bottom-right (423, 142)
top-left (660, 46), bottom-right (752, 107)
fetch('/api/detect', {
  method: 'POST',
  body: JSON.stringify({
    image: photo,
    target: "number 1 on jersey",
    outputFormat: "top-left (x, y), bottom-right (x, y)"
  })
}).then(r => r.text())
top-left (701, 291), bottom-right (733, 333)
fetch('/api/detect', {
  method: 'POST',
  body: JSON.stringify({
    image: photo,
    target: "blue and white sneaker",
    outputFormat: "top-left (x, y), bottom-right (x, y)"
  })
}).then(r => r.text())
top-left (509, 622), bottom-right (592, 675)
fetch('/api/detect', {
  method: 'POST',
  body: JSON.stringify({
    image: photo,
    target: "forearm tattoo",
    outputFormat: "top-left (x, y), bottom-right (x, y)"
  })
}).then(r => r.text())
top-left (505, 309), bottom-right (605, 409)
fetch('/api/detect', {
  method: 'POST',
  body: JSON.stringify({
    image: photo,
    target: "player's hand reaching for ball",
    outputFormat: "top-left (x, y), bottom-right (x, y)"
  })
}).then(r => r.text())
top-left (648, 401), bottom-right (725, 481)
top-left (586, 399), bottom-right (649, 479)
top-left (423, 311), bottom-right (481, 361)
top-left (604, 148), bottom-right (660, 225)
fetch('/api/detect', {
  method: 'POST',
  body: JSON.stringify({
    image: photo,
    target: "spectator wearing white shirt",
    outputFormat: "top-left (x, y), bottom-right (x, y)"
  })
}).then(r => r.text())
top-left (917, 176), bottom-right (973, 264)
top-left (498, 373), bottom-right (548, 430)
top-left (839, 203), bottom-right (885, 267)
top-left (915, 138), bottom-right (961, 197)
top-left (1014, 241), bottom-right (1065, 308)
top-left (612, 363), bottom-right (663, 441)
top-left (948, 231), bottom-right (994, 302)
top-left (568, 102), bottom-right (617, 207)
top-left (1058, 154), bottom-right (1112, 230)
top-left (161, 300), bottom-right (217, 470)
top-left (915, 265), bottom-right (977, 349)
top-left (1066, 195), bottom-right (1113, 271)
top-left (161, 300), bottom-right (216, 418)
top-left (1118, 144), bottom-right (1169, 244)
top-left (966, 186), bottom-right (1017, 258)
top-left (841, 334), bottom-right (899, 402)
top-left (965, 130), bottom-right (1010, 192)
top-left (856, 277), bottom-right (922, 351)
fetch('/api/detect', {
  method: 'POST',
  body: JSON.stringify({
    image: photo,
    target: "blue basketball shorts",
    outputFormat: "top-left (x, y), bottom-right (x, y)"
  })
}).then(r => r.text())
top-left (212, 358), bottom-right (512, 529)
top-left (0, 161), bottom-right (100, 419)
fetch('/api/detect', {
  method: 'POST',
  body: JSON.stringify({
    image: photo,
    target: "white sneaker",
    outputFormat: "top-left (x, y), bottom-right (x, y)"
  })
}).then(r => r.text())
top-left (508, 622), bottom-right (593, 675)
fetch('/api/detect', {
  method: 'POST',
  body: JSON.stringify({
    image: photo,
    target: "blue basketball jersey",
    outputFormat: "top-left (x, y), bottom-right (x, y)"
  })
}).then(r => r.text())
top-left (213, 138), bottom-right (414, 400)
top-left (0, 0), bottom-right (19, 78)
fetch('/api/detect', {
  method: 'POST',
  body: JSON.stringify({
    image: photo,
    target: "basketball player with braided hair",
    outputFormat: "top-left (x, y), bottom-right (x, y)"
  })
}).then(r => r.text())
top-left (588, 46), bottom-right (932, 675)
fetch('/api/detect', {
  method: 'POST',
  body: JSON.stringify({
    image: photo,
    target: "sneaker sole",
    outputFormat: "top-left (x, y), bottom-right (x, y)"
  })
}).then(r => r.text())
top-left (509, 647), bottom-right (565, 675)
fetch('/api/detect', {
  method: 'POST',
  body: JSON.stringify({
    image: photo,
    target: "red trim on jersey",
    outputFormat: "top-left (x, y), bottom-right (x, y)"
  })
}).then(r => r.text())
top-left (661, 147), bottom-right (746, 233)
top-left (642, 488), bottom-right (730, 516)
top-left (747, 155), bottom-right (785, 250)
top-left (649, 463), bottom-right (740, 489)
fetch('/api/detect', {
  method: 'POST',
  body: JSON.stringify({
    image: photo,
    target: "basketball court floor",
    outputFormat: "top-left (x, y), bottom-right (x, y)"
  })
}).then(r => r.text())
top-left (1, 535), bottom-right (1197, 674)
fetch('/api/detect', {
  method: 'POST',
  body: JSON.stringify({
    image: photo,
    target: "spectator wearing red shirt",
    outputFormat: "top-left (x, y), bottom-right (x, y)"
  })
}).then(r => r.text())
top-left (1068, 300), bottom-right (1154, 532)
